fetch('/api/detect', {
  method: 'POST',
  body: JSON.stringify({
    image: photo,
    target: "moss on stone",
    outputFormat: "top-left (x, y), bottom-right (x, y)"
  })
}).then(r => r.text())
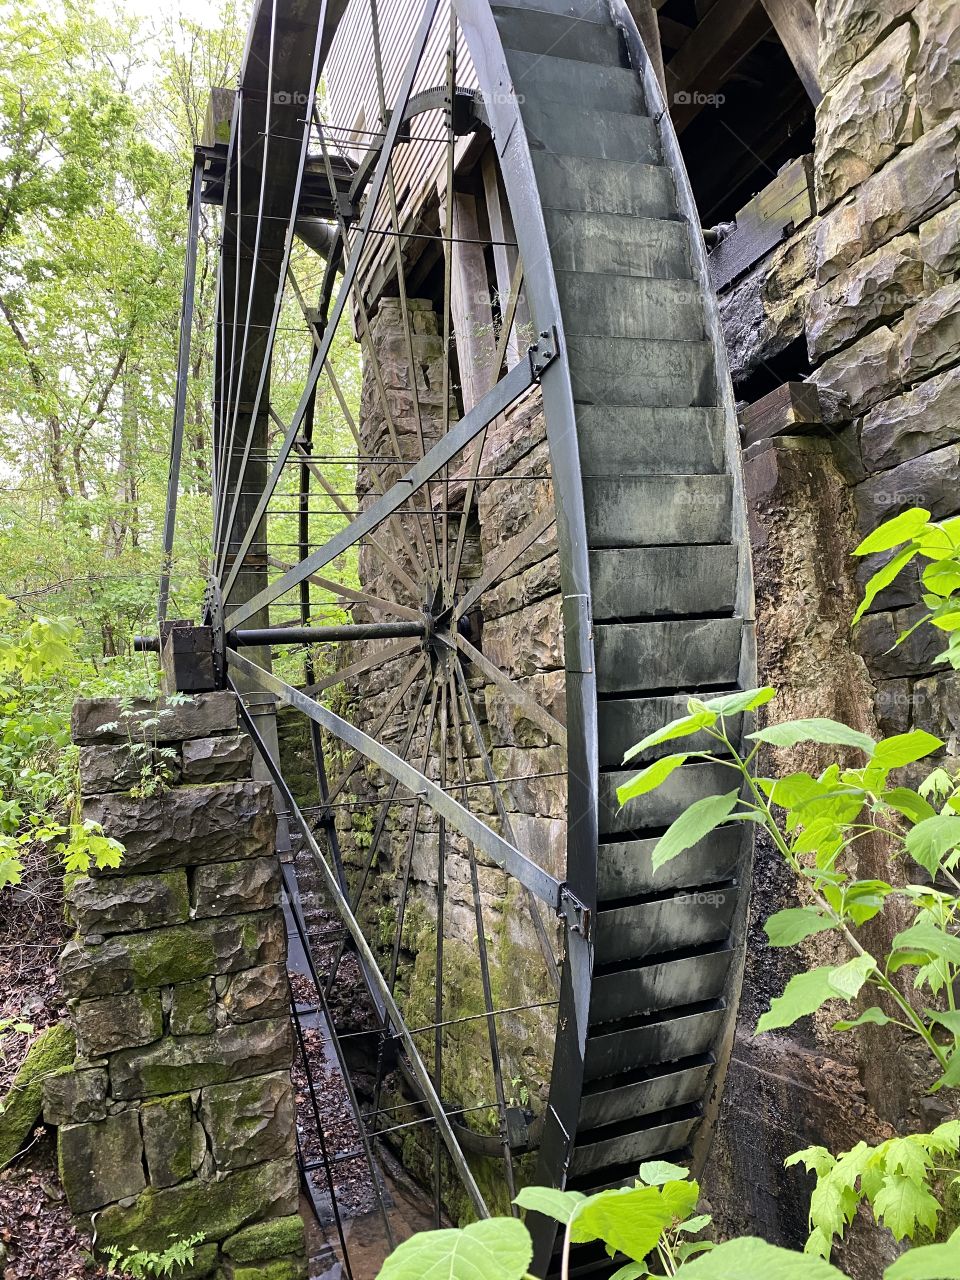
top-left (223, 1215), bottom-right (306, 1263)
top-left (94, 1158), bottom-right (298, 1254)
top-left (0, 1023), bottom-right (75, 1167)
top-left (231, 1259), bottom-right (307, 1280)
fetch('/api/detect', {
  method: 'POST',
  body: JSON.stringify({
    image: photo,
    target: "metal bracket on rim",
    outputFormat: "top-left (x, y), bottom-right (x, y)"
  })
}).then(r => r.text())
top-left (558, 885), bottom-right (591, 942)
top-left (528, 326), bottom-right (559, 382)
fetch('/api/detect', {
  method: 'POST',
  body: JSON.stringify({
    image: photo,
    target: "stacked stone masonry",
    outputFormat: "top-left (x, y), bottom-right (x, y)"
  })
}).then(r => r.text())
top-left (705, 1), bottom-right (960, 1268)
top-left (721, 0), bottom-right (960, 764)
top-left (50, 691), bottom-right (307, 1280)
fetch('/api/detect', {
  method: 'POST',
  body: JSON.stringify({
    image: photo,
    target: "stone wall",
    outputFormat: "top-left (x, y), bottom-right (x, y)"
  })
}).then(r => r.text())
top-left (703, 1), bottom-right (960, 1266)
top-left (49, 691), bottom-right (306, 1280)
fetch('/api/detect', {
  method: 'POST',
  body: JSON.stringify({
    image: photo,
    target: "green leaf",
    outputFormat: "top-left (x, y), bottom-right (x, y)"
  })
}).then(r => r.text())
top-left (609, 1265), bottom-right (647, 1280)
top-left (905, 815), bottom-right (960, 878)
top-left (513, 1187), bottom-right (586, 1225)
top-left (891, 920), bottom-right (960, 967)
top-left (873, 732), bottom-right (944, 769)
top-left (623, 712), bottom-right (717, 763)
top-left (748, 719), bottom-right (876, 753)
top-left (932, 1049), bottom-right (960, 1092)
top-left (674, 1237), bottom-right (848, 1278)
top-left (764, 907), bottom-right (836, 947)
top-left (873, 1173), bottom-right (941, 1241)
top-left (757, 967), bottom-right (848, 1034)
top-left (854, 509), bottom-right (931, 556)
top-left (884, 1227), bottom-right (960, 1279)
top-left (833, 1007), bottom-right (892, 1031)
top-left (828, 953), bottom-right (876, 999)
top-left (853, 544), bottom-right (918, 625)
top-left (659, 1180), bottom-right (700, 1224)
top-left (883, 788), bottom-right (938, 825)
top-left (636, 1160), bottom-right (691, 1186)
top-left (697, 687), bottom-right (777, 716)
top-left (785, 1147), bottom-right (836, 1178)
top-left (377, 1218), bottom-right (533, 1280)
top-left (569, 1185), bottom-right (674, 1262)
top-left (678, 1215), bottom-right (713, 1234)
top-left (652, 791), bottom-right (741, 872)
top-left (617, 754), bottom-right (688, 806)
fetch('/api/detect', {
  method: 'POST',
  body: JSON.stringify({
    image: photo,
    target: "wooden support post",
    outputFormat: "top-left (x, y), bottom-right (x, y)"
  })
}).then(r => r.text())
top-left (739, 381), bottom-right (823, 451)
top-left (439, 189), bottom-right (497, 412)
top-left (760, 0), bottom-right (821, 104)
top-left (481, 149), bottom-right (529, 374)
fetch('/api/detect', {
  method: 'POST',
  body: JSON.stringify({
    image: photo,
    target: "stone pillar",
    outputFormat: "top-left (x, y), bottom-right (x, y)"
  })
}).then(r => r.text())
top-left (47, 691), bottom-right (307, 1280)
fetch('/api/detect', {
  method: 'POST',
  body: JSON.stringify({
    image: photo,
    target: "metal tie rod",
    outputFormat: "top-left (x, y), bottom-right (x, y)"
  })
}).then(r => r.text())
top-left (133, 619), bottom-right (425, 652)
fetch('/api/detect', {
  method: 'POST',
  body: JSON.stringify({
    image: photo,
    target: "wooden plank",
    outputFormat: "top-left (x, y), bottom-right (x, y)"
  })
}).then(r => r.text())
top-left (441, 190), bottom-right (496, 411)
top-left (760, 0), bottom-right (821, 104)
top-left (708, 154), bottom-right (814, 290)
top-left (738, 380), bottom-right (822, 449)
top-left (481, 146), bottom-right (528, 370)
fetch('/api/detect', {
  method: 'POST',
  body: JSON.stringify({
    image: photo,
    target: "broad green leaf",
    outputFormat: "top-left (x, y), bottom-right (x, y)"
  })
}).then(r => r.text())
top-left (890, 920), bottom-right (960, 967)
top-left (929, 1010), bottom-right (960, 1039)
top-left (905, 815), bottom-right (960, 878)
top-left (377, 1218), bottom-right (533, 1280)
top-left (872, 1173), bottom-right (941, 1241)
top-left (853, 544), bottom-right (918, 625)
top-left (827, 953), bottom-right (876, 999)
top-left (854, 509), bottom-right (931, 556)
top-left (883, 788), bottom-right (938, 825)
top-left (873, 731), bottom-right (944, 769)
top-left (677, 1241), bottom-right (715, 1261)
top-left (697, 687), bottom-right (777, 716)
top-left (884, 1227), bottom-right (960, 1279)
top-left (785, 1147), bottom-right (836, 1178)
top-left (884, 1138), bottom-right (934, 1183)
top-left (764, 907), bottom-right (836, 947)
top-left (922, 558), bottom-right (960, 598)
top-left (652, 791), bottom-right (740, 871)
top-left (610, 1265), bottom-right (647, 1280)
top-left (569, 1185), bottom-right (674, 1261)
top-left (756, 967), bottom-right (846, 1034)
top-left (833, 1007), bottom-right (892, 1031)
top-left (513, 1186), bottom-right (585, 1225)
top-left (678, 1215), bottom-right (713, 1234)
top-left (675, 1237), bottom-right (848, 1278)
top-left (623, 712), bottom-right (717, 763)
top-left (748, 719), bottom-right (875, 753)
top-left (617, 754), bottom-right (688, 806)
top-left (659, 1179), bottom-right (700, 1223)
top-left (637, 1160), bottom-right (690, 1186)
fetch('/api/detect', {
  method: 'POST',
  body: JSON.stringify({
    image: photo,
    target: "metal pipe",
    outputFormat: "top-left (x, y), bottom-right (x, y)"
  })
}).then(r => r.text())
top-left (134, 619), bottom-right (425, 654)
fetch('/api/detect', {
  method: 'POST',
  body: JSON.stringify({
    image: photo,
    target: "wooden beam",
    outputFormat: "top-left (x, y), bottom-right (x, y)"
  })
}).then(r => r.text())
top-left (627, 0), bottom-right (666, 95)
top-left (664, 0), bottom-right (771, 133)
top-left (709, 155), bottom-right (815, 290)
top-left (739, 381), bottom-right (822, 450)
top-left (481, 149), bottom-right (529, 372)
top-left (760, 0), bottom-right (821, 104)
top-left (657, 15), bottom-right (692, 50)
top-left (439, 190), bottom-right (496, 412)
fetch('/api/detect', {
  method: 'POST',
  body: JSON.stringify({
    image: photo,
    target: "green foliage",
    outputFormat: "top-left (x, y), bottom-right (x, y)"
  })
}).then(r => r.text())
top-left (788, 1123), bottom-right (960, 1258)
top-left (615, 683), bottom-right (960, 1089)
top-left (854, 510), bottom-right (960, 668)
top-left (376, 1218), bottom-right (533, 1280)
top-left (104, 1232), bottom-right (205, 1278)
top-left (0, 597), bottom-right (124, 888)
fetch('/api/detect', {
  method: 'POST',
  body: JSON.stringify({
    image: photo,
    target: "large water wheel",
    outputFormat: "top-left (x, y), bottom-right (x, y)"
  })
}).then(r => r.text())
top-left (157, 0), bottom-right (756, 1271)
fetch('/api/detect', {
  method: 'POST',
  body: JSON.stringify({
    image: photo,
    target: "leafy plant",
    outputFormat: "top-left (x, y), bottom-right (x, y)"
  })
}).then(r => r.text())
top-left (374, 1163), bottom-right (956, 1278)
top-left (788, 1123), bottom-right (960, 1259)
top-left (96, 692), bottom-right (190, 799)
top-left (104, 1232), bottom-right (205, 1278)
top-left (615, 689), bottom-right (960, 1088)
top-left (853, 508), bottom-right (960, 669)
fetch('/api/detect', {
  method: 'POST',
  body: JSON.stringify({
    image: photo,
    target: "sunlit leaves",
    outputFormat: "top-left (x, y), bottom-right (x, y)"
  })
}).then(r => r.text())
top-left (377, 1218), bottom-right (533, 1280)
top-left (756, 958), bottom-right (875, 1035)
top-left (854, 509), bottom-right (932, 556)
top-left (617, 753), bottom-right (689, 805)
top-left (652, 791), bottom-right (740, 871)
top-left (675, 1238), bottom-right (848, 1278)
top-left (749, 719), bottom-right (876, 753)
top-left (764, 907), bottom-right (836, 947)
top-left (905, 815), bottom-right (960, 877)
top-left (513, 1186), bottom-right (585, 1225)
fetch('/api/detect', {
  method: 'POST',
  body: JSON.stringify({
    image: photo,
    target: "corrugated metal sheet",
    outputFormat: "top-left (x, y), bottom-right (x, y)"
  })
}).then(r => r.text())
top-left (323, 0), bottom-right (480, 295)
